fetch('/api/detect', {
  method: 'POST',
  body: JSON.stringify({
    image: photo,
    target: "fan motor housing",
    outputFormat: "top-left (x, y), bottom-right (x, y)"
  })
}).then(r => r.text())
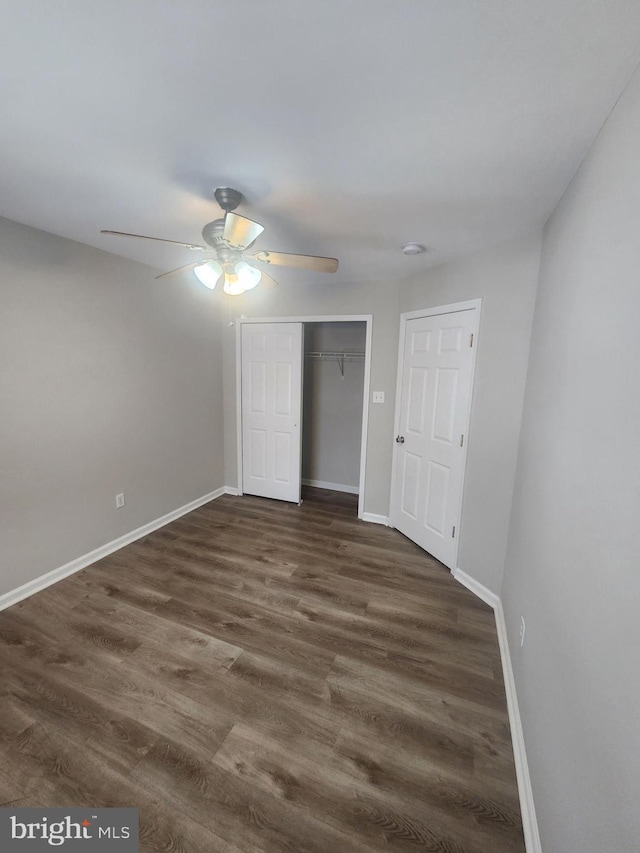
top-left (201, 218), bottom-right (226, 248)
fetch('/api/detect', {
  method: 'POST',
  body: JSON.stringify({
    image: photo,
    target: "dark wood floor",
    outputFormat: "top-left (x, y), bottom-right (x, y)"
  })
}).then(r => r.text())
top-left (0, 488), bottom-right (524, 852)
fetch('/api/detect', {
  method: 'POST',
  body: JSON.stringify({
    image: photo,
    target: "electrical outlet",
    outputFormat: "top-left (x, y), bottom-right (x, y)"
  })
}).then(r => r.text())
top-left (519, 616), bottom-right (526, 647)
top-left (372, 391), bottom-right (385, 404)
top-left (115, 493), bottom-right (125, 509)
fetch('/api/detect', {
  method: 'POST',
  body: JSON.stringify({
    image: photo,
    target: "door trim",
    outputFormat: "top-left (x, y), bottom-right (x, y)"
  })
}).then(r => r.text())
top-left (236, 314), bottom-right (373, 520)
top-left (389, 299), bottom-right (482, 570)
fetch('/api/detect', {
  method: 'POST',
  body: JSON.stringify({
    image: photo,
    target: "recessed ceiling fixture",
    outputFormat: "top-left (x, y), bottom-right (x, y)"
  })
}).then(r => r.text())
top-left (101, 187), bottom-right (339, 295)
top-left (402, 242), bottom-right (427, 255)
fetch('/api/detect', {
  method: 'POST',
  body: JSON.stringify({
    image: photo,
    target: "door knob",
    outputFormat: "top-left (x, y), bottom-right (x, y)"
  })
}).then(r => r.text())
top-left (395, 435), bottom-right (405, 444)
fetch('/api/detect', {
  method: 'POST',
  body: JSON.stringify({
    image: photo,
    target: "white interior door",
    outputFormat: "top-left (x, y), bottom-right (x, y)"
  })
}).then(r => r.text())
top-left (241, 322), bottom-right (303, 502)
top-left (390, 308), bottom-right (478, 569)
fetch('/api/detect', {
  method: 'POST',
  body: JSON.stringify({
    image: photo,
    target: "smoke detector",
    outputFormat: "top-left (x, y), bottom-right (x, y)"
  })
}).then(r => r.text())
top-left (402, 242), bottom-right (427, 255)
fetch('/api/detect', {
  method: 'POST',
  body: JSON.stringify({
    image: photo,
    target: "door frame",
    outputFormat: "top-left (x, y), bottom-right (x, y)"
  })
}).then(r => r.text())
top-left (389, 299), bottom-right (482, 571)
top-left (236, 314), bottom-right (373, 519)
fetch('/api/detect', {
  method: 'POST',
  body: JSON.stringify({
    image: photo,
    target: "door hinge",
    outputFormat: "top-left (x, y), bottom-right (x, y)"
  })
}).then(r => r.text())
top-left (469, 333), bottom-right (474, 348)
top-left (452, 526), bottom-right (456, 538)
top-left (460, 434), bottom-right (464, 447)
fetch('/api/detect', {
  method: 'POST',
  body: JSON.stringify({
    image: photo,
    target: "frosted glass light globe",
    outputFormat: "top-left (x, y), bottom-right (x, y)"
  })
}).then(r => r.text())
top-left (235, 261), bottom-right (261, 291)
top-left (194, 261), bottom-right (222, 289)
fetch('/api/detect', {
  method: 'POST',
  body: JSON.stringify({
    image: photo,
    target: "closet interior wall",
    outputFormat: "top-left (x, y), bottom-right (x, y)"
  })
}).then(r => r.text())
top-left (302, 321), bottom-right (366, 494)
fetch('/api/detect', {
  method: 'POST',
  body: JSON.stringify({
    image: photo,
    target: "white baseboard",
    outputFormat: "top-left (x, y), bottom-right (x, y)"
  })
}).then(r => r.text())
top-left (452, 568), bottom-right (541, 853)
top-left (302, 478), bottom-right (359, 495)
top-left (224, 486), bottom-right (239, 496)
top-left (360, 512), bottom-right (389, 525)
top-left (0, 487), bottom-right (226, 613)
top-left (494, 599), bottom-right (542, 853)
top-left (452, 567), bottom-right (500, 608)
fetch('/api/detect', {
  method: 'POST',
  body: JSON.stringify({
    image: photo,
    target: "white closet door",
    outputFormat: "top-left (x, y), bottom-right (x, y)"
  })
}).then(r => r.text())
top-left (241, 322), bottom-right (303, 502)
top-left (391, 309), bottom-right (477, 569)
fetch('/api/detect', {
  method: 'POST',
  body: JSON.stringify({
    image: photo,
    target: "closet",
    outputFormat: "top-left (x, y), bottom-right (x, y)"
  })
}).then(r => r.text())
top-left (239, 319), bottom-right (367, 503)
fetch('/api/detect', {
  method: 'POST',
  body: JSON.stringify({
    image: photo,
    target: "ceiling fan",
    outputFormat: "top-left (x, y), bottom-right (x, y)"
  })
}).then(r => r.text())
top-left (101, 187), bottom-right (339, 295)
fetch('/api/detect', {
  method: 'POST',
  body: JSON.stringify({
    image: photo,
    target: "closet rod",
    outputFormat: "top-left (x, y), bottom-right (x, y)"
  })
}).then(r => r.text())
top-left (305, 351), bottom-right (365, 377)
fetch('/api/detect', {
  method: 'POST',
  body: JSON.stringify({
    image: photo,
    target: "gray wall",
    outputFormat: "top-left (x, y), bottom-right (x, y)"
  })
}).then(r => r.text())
top-left (399, 233), bottom-right (541, 593)
top-left (302, 322), bottom-right (366, 491)
top-left (0, 217), bottom-right (225, 597)
top-left (222, 279), bottom-right (399, 518)
top-left (502, 66), bottom-right (640, 852)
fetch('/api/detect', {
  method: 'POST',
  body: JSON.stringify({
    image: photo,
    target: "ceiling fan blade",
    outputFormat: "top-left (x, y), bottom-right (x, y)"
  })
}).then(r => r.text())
top-left (101, 230), bottom-right (206, 250)
top-left (223, 212), bottom-right (265, 249)
top-left (155, 262), bottom-right (203, 280)
top-left (250, 250), bottom-right (338, 273)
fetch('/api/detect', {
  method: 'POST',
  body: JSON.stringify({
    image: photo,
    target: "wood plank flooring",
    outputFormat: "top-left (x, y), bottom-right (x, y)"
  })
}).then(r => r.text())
top-left (0, 487), bottom-right (525, 852)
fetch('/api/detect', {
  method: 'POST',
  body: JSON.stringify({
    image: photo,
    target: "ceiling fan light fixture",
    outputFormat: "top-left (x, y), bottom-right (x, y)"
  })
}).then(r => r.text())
top-left (235, 261), bottom-right (261, 291)
top-left (223, 273), bottom-right (247, 296)
top-left (194, 260), bottom-right (222, 289)
top-left (102, 186), bottom-right (339, 287)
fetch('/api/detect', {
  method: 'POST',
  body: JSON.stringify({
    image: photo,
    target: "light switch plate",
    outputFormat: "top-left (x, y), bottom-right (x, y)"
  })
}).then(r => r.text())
top-left (372, 391), bottom-right (385, 404)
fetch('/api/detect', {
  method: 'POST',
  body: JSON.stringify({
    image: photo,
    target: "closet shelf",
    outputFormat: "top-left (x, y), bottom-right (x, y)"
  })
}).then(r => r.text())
top-left (305, 351), bottom-right (365, 377)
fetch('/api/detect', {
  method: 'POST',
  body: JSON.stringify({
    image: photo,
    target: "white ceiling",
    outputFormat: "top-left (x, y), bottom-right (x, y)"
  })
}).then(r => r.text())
top-left (2, 1), bottom-right (640, 286)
